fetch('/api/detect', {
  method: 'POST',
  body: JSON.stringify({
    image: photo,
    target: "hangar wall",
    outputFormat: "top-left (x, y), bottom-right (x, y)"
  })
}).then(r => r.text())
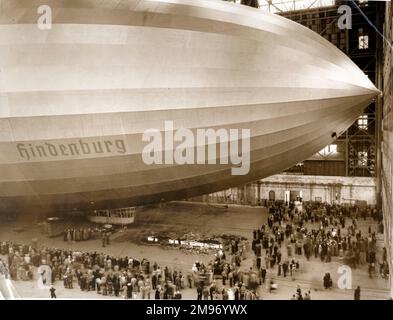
top-left (382, 0), bottom-right (393, 299)
top-left (195, 174), bottom-right (377, 206)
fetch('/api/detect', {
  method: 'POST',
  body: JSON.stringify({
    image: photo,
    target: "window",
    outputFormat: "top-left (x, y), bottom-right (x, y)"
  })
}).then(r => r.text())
top-left (319, 144), bottom-right (337, 156)
top-left (359, 35), bottom-right (369, 49)
top-left (357, 115), bottom-right (368, 130)
top-left (358, 151), bottom-right (368, 167)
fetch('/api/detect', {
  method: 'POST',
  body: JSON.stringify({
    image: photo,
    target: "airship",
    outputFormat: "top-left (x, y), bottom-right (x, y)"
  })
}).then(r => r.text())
top-left (0, 0), bottom-right (379, 214)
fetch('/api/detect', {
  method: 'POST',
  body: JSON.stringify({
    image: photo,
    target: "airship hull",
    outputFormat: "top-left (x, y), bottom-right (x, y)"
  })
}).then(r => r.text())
top-left (0, 0), bottom-right (378, 212)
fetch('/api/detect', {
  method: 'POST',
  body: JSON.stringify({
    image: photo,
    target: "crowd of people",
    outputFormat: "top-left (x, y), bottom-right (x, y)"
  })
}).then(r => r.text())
top-left (63, 228), bottom-right (112, 248)
top-left (0, 232), bottom-right (266, 300)
top-left (251, 201), bottom-right (389, 292)
top-left (0, 238), bottom-right (261, 300)
top-left (0, 201), bottom-right (388, 300)
top-left (63, 228), bottom-right (94, 242)
top-left (206, 239), bottom-right (260, 300)
top-left (0, 240), bottom-right (189, 299)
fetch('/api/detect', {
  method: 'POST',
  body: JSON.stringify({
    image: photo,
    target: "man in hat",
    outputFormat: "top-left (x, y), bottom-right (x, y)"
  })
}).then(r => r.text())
top-left (49, 285), bottom-right (56, 299)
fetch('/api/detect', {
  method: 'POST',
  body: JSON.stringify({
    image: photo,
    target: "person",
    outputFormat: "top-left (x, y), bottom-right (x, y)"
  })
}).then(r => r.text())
top-left (209, 283), bottom-right (216, 300)
top-left (221, 269), bottom-right (227, 286)
top-left (196, 284), bottom-right (203, 300)
top-left (291, 263), bottom-right (296, 281)
top-left (282, 261), bottom-right (288, 277)
top-left (126, 281), bottom-right (132, 299)
top-left (155, 287), bottom-right (160, 300)
top-left (50, 286), bottom-right (56, 299)
top-left (227, 288), bottom-right (235, 300)
top-left (234, 284), bottom-right (240, 300)
top-left (102, 233), bottom-right (106, 248)
top-left (143, 280), bottom-right (151, 300)
top-left (114, 278), bottom-right (120, 297)
top-left (187, 273), bottom-right (193, 289)
top-left (203, 286), bottom-right (209, 300)
top-left (66, 230), bottom-right (72, 244)
top-left (323, 273), bottom-right (332, 289)
top-left (354, 286), bottom-right (361, 300)
top-left (174, 290), bottom-right (182, 299)
top-left (268, 279), bottom-right (277, 293)
top-left (261, 267), bottom-right (267, 284)
top-left (368, 262), bottom-right (375, 278)
top-left (222, 288), bottom-right (229, 300)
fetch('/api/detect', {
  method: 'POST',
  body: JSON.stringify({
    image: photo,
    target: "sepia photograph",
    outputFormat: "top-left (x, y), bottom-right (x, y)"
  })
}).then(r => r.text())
top-left (0, 0), bottom-right (392, 307)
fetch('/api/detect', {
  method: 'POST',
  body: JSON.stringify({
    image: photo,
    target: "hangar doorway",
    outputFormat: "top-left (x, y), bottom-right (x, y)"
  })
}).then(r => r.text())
top-left (290, 190), bottom-right (303, 202)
